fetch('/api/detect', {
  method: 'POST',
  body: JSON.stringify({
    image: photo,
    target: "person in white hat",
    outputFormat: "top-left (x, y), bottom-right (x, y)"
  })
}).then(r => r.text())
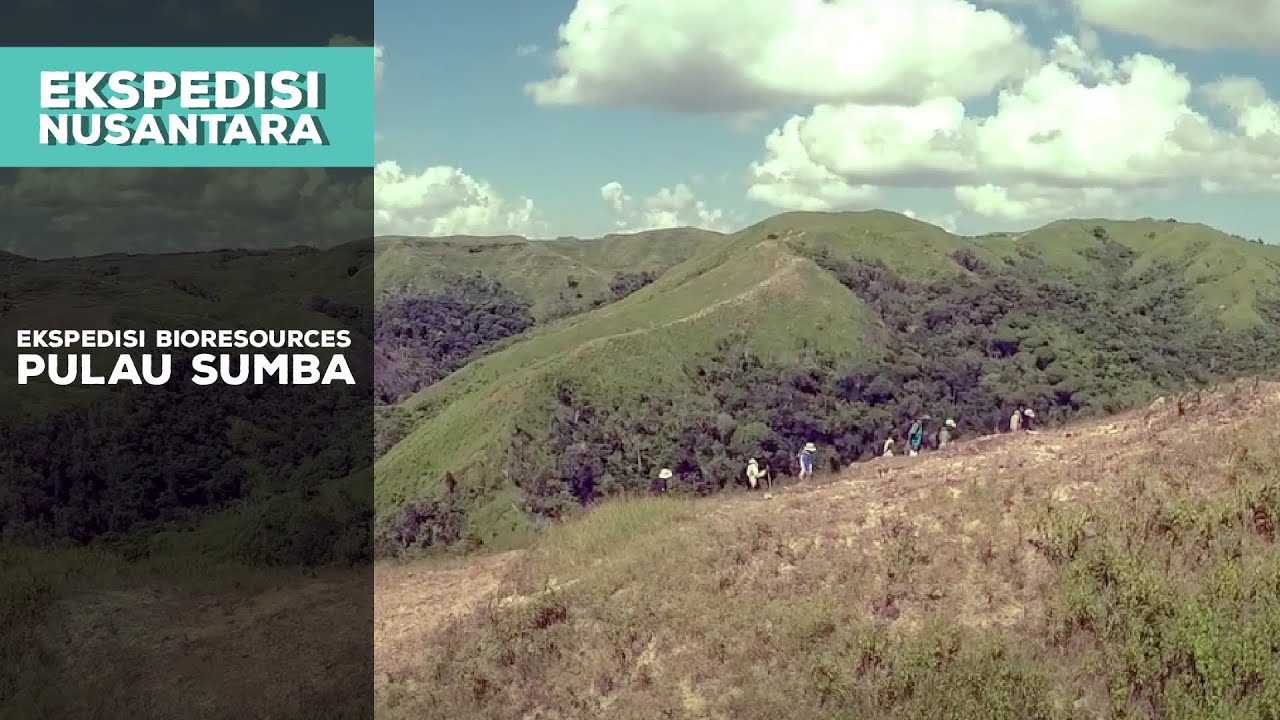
top-left (939, 418), bottom-right (956, 448)
top-left (1021, 407), bottom-right (1036, 432)
top-left (746, 457), bottom-right (773, 498)
top-left (655, 467), bottom-right (673, 493)
top-left (797, 442), bottom-right (816, 479)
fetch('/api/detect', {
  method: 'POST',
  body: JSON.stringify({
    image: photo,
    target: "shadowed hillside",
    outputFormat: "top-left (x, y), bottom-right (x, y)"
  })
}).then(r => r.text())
top-left (1, 243), bottom-right (375, 560)
top-left (376, 380), bottom-right (1280, 720)
top-left (372, 211), bottom-right (1280, 554)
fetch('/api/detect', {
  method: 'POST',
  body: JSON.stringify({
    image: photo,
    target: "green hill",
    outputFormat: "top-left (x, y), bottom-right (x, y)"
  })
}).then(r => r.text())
top-left (374, 227), bottom-right (722, 321)
top-left (374, 211), bottom-right (1280, 554)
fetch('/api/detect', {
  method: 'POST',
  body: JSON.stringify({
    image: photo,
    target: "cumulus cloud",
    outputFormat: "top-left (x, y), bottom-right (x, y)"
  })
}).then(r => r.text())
top-left (528, 0), bottom-right (1040, 112)
top-left (1069, 0), bottom-right (1280, 52)
top-left (0, 168), bottom-right (370, 258)
top-left (375, 161), bottom-right (544, 237)
top-left (747, 117), bottom-right (879, 211)
top-left (601, 181), bottom-right (730, 232)
top-left (901, 208), bottom-right (960, 233)
top-left (954, 184), bottom-right (1123, 221)
top-left (748, 35), bottom-right (1280, 220)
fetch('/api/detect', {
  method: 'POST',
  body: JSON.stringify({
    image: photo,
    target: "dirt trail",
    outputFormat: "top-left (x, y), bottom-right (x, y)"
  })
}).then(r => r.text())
top-left (373, 379), bottom-right (1280, 680)
top-left (374, 550), bottom-right (520, 687)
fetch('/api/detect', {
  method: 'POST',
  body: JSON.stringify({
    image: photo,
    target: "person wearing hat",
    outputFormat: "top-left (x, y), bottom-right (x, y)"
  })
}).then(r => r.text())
top-left (882, 437), bottom-right (895, 457)
top-left (938, 418), bottom-right (956, 448)
top-left (907, 419), bottom-right (924, 456)
top-left (1021, 407), bottom-right (1036, 432)
top-left (797, 442), bottom-right (816, 480)
top-left (655, 467), bottom-right (673, 494)
top-left (746, 457), bottom-right (773, 498)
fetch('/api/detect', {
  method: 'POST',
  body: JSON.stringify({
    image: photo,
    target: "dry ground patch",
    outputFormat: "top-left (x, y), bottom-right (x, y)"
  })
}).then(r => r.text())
top-left (378, 380), bottom-right (1280, 719)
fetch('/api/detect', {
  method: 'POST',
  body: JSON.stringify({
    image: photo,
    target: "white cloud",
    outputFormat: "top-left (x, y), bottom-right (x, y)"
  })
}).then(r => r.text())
top-left (901, 208), bottom-right (960, 233)
top-left (529, 0), bottom-right (1040, 112)
top-left (1203, 77), bottom-right (1280, 139)
top-left (374, 161), bottom-right (544, 237)
top-left (516, 44), bottom-right (541, 57)
top-left (375, 45), bottom-right (385, 90)
top-left (954, 184), bottom-right (1123, 221)
top-left (1070, 0), bottom-right (1280, 52)
top-left (748, 36), bottom-right (1280, 221)
top-left (328, 34), bottom-right (384, 91)
top-left (601, 181), bottom-right (730, 232)
top-left (747, 116), bottom-right (879, 211)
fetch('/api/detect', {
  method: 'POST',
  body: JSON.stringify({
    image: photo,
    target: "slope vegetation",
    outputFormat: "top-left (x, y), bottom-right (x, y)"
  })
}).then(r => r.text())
top-left (374, 212), bottom-right (1280, 554)
top-left (1, 242), bottom-right (374, 562)
top-left (374, 227), bottom-right (723, 321)
top-left (378, 380), bottom-right (1280, 720)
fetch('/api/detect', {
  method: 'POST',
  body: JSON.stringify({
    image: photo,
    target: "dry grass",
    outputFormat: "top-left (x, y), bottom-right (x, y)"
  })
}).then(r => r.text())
top-left (376, 379), bottom-right (1280, 719)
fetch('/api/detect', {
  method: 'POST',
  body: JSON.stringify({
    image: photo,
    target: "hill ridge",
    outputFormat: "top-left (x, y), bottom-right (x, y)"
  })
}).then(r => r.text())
top-left (372, 208), bottom-right (1280, 553)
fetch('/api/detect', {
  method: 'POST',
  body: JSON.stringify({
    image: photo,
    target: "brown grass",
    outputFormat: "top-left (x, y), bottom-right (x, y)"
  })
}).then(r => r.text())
top-left (376, 379), bottom-right (1280, 719)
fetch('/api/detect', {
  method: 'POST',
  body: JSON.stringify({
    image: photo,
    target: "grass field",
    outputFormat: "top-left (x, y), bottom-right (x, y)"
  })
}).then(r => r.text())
top-left (377, 380), bottom-right (1280, 719)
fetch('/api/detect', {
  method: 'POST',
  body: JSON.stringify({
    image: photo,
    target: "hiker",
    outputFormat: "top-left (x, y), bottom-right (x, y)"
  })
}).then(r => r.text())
top-left (654, 467), bottom-right (673, 494)
top-left (797, 442), bottom-right (816, 479)
top-left (938, 418), bottom-right (956, 448)
top-left (882, 437), bottom-right (895, 457)
top-left (746, 457), bottom-right (763, 489)
top-left (907, 419), bottom-right (924, 456)
top-left (747, 457), bottom-right (774, 499)
top-left (1008, 408), bottom-right (1022, 433)
top-left (1021, 407), bottom-right (1037, 432)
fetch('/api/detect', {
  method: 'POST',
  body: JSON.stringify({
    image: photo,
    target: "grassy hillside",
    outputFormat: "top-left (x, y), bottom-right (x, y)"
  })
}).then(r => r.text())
top-left (374, 227), bottom-right (722, 321)
top-left (996, 218), bottom-right (1280, 328)
top-left (377, 381), bottom-right (1280, 720)
top-left (374, 211), bottom-right (1280, 555)
top-left (374, 235), bottom-right (876, 546)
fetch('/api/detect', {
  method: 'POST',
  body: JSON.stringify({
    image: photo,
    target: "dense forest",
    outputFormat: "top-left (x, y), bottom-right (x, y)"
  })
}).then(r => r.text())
top-left (373, 270), bottom-right (660, 406)
top-left (378, 238), bottom-right (1280, 552)
top-left (373, 276), bottom-right (535, 405)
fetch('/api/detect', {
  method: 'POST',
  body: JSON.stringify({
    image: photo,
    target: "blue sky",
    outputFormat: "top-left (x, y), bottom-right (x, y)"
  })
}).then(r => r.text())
top-left (373, 0), bottom-right (1280, 242)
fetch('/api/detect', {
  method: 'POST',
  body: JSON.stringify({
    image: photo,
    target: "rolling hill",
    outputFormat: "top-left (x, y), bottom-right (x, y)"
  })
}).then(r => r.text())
top-left (373, 211), bottom-right (1280, 553)
top-left (373, 227), bottom-right (723, 321)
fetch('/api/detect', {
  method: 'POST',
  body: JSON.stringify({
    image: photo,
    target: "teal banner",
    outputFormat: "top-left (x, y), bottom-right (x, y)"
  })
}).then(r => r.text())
top-left (0, 46), bottom-right (374, 167)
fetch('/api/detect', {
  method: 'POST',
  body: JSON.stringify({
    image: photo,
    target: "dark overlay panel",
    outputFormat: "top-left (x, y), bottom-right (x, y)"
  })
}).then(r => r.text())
top-left (0, 2), bottom-right (375, 719)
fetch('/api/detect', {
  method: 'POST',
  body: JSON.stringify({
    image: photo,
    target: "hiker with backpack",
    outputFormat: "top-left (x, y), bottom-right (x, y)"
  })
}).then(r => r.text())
top-left (747, 457), bottom-right (774, 499)
top-left (907, 419), bottom-right (924, 456)
top-left (797, 442), bottom-right (816, 480)
top-left (938, 418), bottom-right (956, 448)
